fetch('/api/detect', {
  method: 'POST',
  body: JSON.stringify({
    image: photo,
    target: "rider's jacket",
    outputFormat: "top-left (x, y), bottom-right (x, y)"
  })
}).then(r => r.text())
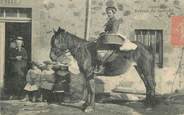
top-left (104, 16), bottom-right (120, 34)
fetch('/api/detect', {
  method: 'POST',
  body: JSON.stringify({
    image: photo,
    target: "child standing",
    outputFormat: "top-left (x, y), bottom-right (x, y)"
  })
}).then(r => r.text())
top-left (22, 61), bottom-right (41, 102)
top-left (53, 63), bottom-right (71, 103)
top-left (40, 61), bottom-right (55, 103)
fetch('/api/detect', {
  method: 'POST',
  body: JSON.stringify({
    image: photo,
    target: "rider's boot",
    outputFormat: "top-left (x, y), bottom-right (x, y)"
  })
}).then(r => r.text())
top-left (94, 65), bottom-right (105, 74)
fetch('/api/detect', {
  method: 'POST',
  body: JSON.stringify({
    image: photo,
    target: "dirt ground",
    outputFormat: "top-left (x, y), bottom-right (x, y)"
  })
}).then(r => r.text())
top-left (1, 93), bottom-right (184, 115)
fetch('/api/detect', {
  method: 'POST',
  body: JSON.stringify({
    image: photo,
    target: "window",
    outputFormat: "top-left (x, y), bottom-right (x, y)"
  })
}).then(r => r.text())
top-left (135, 29), bottom-right (163, 68)
top-left (6, 8), bottom-right (17, 17)
top-left (0, 7), bottom-right (32, 19)
top-left (19, 8), bottom-right (31, 18)
top-left (0, 8), bottom-right (4, 17)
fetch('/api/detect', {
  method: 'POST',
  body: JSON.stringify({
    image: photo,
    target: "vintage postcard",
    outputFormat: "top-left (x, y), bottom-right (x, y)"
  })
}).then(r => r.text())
top-left (0, 0), bottom-right (184, 115)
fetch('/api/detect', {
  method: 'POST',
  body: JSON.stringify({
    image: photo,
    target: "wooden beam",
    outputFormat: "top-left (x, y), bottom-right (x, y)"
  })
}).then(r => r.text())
top-left (112, 88), bottom-right (160, 96)
top-left (112, 88), bottom-right (146, 95)
top-left (84, 0), bottom-right (91, 41)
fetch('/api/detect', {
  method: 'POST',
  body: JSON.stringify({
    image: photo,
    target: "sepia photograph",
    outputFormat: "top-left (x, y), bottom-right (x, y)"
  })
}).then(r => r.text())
top-left (0, 0), bottom-right (184, 114)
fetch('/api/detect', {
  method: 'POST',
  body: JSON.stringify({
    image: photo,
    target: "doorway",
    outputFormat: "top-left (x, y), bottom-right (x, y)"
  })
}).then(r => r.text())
top-left (4, 22), bottom-right (32, 95)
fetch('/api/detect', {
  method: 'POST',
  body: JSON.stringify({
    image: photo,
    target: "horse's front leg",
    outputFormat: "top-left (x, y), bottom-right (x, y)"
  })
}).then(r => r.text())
top-left (80, 76), bottom-right (88, 103)
top-left (84, 75), bottom-right (95, 112)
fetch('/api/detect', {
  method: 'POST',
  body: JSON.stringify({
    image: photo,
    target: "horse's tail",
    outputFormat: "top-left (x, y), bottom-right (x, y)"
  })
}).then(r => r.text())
top-left (133, 41), bottom-right (156, 85)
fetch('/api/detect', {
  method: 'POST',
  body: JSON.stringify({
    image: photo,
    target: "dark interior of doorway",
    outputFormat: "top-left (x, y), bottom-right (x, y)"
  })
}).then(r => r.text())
top-left (4, 22), bottom-right (32, 94)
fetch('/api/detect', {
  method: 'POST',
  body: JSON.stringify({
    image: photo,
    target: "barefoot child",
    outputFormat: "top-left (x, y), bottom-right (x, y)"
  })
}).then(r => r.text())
top-left (23, 61), bottom-right (41, 102)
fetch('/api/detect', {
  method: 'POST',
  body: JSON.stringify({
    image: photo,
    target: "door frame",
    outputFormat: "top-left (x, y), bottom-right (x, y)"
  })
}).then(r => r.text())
top-left (0, 22), bottom-right (5, 91)
top-left (0, 21), bottom-right (32, 92)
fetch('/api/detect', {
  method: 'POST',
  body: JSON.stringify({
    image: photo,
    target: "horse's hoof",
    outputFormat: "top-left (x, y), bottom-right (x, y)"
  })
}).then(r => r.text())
top-left (145, 107), bottom-right (152, 111)
top-left (84, 106), bottom-right (94, 112)
top-left (78, 100), bottom-right (85, 105)
top-left (81, 103), bottom-right (88, 110)
top-left (82, 102), bottom-right (88, 107)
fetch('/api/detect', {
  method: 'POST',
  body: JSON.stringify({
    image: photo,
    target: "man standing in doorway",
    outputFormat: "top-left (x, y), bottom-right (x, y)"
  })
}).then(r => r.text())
top-left (8, 36), bottom-right (28, 100)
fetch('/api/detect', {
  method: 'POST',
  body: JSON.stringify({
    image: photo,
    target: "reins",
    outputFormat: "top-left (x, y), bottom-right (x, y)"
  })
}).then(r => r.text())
top-left (57, 31), bottom-right (97, 54)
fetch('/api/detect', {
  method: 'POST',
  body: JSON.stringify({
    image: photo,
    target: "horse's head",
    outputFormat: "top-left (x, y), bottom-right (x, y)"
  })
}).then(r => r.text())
top-left (50, 27), bottom-right (68, 61)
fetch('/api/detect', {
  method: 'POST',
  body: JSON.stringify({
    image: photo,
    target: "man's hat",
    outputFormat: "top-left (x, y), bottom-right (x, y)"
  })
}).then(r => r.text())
top-left (16, 36), bottom-right (24, 41)
top-left (106, 6), bottom-right (117, 13)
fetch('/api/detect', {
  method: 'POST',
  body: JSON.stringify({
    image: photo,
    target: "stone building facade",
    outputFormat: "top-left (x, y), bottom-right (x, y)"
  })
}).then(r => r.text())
top-left (0, 0), bottom-right (184, 94)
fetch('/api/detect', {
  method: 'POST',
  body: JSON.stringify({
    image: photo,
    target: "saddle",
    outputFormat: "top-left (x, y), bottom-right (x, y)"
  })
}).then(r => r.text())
top-left (96, 34), bottom-right (137, 64)
top-left (97, 34), bottom-right (123, 49)
top-left (96, 34), bottom-right (124, 64)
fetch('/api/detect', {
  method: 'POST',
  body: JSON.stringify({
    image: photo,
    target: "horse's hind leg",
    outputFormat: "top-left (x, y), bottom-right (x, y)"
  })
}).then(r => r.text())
top-left (144, 75), bottom-right (156, 106)
top-left (134, 66), bottom-right (156, 106)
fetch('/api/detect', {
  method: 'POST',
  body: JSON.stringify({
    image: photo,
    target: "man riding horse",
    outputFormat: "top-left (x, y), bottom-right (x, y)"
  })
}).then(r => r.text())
top-left (95, 6), bottom-right (137, 74)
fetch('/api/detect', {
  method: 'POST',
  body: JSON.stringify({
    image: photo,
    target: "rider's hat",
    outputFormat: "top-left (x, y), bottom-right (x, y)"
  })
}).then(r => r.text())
top-left (106, 6), bottom-right (117, 13)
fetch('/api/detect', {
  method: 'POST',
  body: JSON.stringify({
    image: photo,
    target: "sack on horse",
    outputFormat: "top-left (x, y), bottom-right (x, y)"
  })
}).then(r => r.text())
top-left (97, 33), bottom-right (137, 51)
top-left (95, 33), bottom-right (138, 74)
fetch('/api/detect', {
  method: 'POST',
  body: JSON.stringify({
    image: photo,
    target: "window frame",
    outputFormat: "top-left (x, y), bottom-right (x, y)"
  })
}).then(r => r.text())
top-left (0, 7), bottom-right (32, 22)
top-left (135, 29), bottom-right (163, 68)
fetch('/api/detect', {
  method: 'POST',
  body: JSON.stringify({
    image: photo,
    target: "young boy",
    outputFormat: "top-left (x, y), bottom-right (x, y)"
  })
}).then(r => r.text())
top-left (22, 61), bottom-right (41, 102)
top-left (53, 63), bottom-right (71, 103)
top-left (40, 61), bottom-right (55, 103)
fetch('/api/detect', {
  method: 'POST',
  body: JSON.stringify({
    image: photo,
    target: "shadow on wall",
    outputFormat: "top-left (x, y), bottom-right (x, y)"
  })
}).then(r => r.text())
top-left (95, 78), bottom-right (105, 93)
top-left (69, 72), bottom-right (105, 100)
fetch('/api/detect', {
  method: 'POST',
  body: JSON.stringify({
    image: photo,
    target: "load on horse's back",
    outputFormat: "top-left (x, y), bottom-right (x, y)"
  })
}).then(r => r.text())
top-left (95, 6), bottom-right (137, 74)
top-left (50, 26), bottom-right (156, 112)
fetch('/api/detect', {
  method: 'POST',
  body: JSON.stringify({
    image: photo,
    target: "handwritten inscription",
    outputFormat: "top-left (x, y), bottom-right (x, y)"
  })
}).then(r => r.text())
top-left (135, 5), bottom-right (173, 13)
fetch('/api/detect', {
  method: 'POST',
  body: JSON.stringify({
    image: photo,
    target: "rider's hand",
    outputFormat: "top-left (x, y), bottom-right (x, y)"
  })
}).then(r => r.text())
top-left (99, 32), bottom-right (105, 37)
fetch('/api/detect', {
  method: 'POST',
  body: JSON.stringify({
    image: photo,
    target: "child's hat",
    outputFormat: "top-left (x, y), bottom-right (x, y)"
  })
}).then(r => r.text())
top-left (43, 60), bottom-right (53, 65)
top-left (106, 6), bottom-right (117, 13)
top-left (31, 61), bottom-right (39, 66)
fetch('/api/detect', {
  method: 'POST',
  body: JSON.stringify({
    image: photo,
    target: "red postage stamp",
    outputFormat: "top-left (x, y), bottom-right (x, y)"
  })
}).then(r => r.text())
top-left (171, 16), bottom-right (184, 47)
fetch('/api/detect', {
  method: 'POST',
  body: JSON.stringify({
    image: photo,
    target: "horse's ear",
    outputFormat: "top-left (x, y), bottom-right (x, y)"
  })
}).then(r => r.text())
top-left (58, 27), bottom-right (65, 33)
top-left (53, 28), bottom-right (56, 33)
top-left (57, 27), bottom-right (60, 32)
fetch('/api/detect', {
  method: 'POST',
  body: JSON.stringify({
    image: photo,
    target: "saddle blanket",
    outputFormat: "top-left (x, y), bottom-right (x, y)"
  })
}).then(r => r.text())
top-left (117, 34), bottom-right (137, 51)
top-left (120, 40), bottom-right (137, 51)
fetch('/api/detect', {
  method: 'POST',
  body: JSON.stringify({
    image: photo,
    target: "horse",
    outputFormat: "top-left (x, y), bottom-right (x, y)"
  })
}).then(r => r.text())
top-left (49, 27), bottom-right (156, 112)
